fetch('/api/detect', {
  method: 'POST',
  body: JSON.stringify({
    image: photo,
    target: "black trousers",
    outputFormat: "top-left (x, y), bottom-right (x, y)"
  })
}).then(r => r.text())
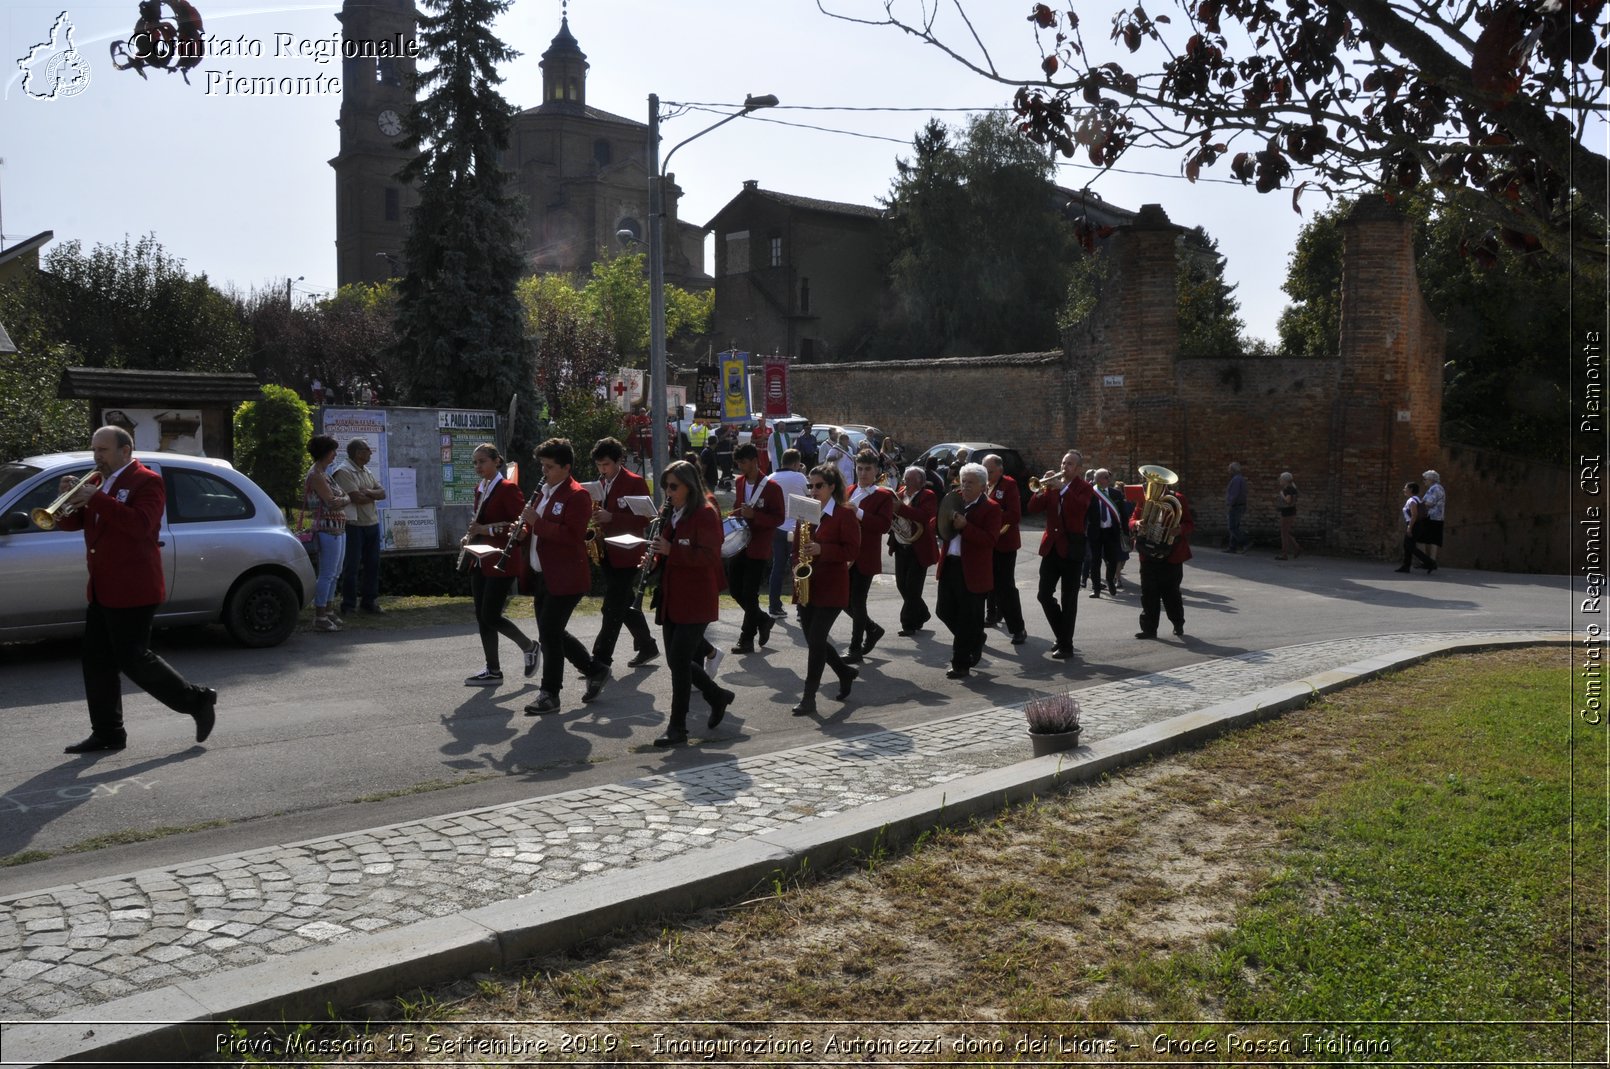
top-left (726, 554), bottom-right (769, 643)
top-left (593, 561), bottom-right (654, 665)
top-left (936, 560), bottom-right (985, 672)
top-left (990, 550), bottom-right (1025, 633)
top-left (848, 569), bottom-right (879, 651)
top-left (1087, 526), bottom-right (1122, 594)
top-left (798, 604), bottom-right (849, 697)
top-left (529, 572), bottom-right (598, 695)
top-left (82, 600), bottom-right (206, 739)
top-left (892, 545), bottom-right (931, 631)
top-left (1138, 557), bottom-right (1185, 634)
top-left (1401, 533), bottom-right (1436, 570)
top-left (1037, 536), bottom-right (1084, 648)
top-left (470, 570), bottom-right (530, 673)
top-left (662, 622), bottom-right (725, 731)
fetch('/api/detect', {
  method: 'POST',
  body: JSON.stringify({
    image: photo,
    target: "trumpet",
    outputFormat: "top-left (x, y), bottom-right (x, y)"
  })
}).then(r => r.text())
top-left (793, 521), bottom-right (814, 606)
top-left (1027, 469), bottom-right (1068, 494)
top-left (33, 470), bottom-right (103, 530)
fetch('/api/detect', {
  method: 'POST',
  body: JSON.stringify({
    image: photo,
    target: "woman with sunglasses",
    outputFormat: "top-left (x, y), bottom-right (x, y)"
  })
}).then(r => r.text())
top-left (646, 460), bottom-right (736, 747)
top-left (791, 463), bottom-right (862, 717)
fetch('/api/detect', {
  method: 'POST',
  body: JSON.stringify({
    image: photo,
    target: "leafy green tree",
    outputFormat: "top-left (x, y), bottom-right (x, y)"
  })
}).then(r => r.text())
top-left (878, 114), bottom-right (1076, 358)
top-left (581, 252), bottom-right (651, 359)
top-left (1177, 227), bottom-right (1248, 359)
top-left (1276, 201), bottom-right (1349, 360)
top-left (392, 0), bottom-right (535, 452)
top-left (547, 387), bottom-right (628, 483)
top-left (233, 385), bottom-right (313, 509)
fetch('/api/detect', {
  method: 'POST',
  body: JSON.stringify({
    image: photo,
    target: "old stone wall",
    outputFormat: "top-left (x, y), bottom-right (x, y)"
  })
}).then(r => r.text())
top-left (1435, 443), bottom-right (1571, 572)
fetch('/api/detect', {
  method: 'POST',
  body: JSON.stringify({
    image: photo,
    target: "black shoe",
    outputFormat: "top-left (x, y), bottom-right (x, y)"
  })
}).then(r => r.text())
top-left (524, 692), bottom-right (561, 715)
top-left (360, 603), bottom-right (384, 614)
top-left (64, 733), bottom-right (126, 754)
top-left (791, 699), bottom-right (818, 717)
top-left (1135, 630), bottom-right (1158, 640)
top-left (758, 618), bottom-right (774, 647)
top-left (1173, 624), bottom-right (1186, 637)
top-left (628, 642), bottom-right (661, 667)
top-left (1049, 645), bottom-right (1074, 660)
top-left (191, 688), bottom-right (217, 743)
top-left (1088, 590), bottom-right (1102, 599)
top-left (707, 689), bottom-right (736, 729)
top-left (844, 649), bottom-right (864, 665)
top-left (945, 667), bottom-right (970, 680)
top-left (339, 604), bottom-right (356, 616)
top-left (862, 625), bottom-right (885, 656)
top-left (968, 650), bottom-right (981, 668)
top-left (653, 729), bottom-right (689, 748)
top-left (984, 615), bottom-right (1000, 627)
top-left (1393, 566), bottom-right (1411, 573)
top-left (834, 667), bottom-right (858, 701)
top-left (523, 645), bottom-right (541, 679)
top-left (731, 642), bottom-right (756, 654)
top-left (582, 666), bottom-right (610, 703)
top-left (1011, 630), bottom-right (1027, 646)
top-left (897, 629), bottom-right (916, 637)
top-left (1426, 561), bottom-right (1438, 574)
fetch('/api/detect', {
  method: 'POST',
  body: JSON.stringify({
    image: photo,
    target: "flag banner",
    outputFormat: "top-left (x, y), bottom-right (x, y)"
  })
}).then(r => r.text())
top-left (695, 366), bottom-right (723, 420)
top-left (720, 350), bottom-right (750, 423)
top-left (761, 355), bottom-right (790, 417)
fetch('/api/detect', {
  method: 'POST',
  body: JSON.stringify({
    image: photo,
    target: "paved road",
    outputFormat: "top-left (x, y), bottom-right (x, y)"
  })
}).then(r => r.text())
top-left (0, 548), bottom-right (1567, 888)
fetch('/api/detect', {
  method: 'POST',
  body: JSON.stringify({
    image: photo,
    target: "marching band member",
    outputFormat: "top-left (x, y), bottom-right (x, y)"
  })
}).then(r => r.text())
top-left (1026, 450), bottom-right (1094, 659)
top-left (463, 444), bottom-right (538, 687)
top-left (791, 464), bottom-right (861, 717)
top-left (1133, 482), bottom-right (1195, 640)
top-left (767, 448), bottom-right (810, 617)
top-left (728, 442), bottom-right (785, 653)
top-left (890, 465), bottom-right (938, 635)
top-left (981, 454), bottom-right (1027, 645)
top-left (845, 452), bottom-right (895, 662)
top-left (1086, 468), bottom-right (1128, 597)
top-left (588, 437), bottom-right (659, 671)
top-left (519, 438), bottom-right (610, 715)
top-left (935, 462), bottom-right (999, 679)
top-left (645, 460), bottom-right (735, 747)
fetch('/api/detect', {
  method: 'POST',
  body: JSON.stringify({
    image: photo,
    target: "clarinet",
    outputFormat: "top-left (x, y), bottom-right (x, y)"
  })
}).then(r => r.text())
top-left (490, 515), bottom-right (526, 575)
top-left (631, 503), bottom-right (674, 611)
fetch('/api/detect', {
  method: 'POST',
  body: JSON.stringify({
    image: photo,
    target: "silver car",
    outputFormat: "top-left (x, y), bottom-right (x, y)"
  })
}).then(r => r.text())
top-left (0, 451), bottom-right (315, 647)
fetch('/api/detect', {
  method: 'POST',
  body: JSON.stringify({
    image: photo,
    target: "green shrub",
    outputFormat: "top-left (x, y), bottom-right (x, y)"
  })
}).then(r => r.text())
top-left (234, 385), bottom-right (312, 507)
top-left (546, 387), bottom-right (627, 484)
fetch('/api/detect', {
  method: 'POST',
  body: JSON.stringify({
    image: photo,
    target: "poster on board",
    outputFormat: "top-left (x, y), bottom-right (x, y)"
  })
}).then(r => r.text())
top-left (322, 408), bottom-right (390, 512)
top-left (103, 408), bottom-right (204, 456)
top-left (438, 409), bottom-right (499, 505)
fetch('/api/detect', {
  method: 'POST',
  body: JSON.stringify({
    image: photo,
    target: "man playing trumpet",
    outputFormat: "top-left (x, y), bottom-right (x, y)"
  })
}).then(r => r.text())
top-left (1025, 450), bottom-right (1094, 660)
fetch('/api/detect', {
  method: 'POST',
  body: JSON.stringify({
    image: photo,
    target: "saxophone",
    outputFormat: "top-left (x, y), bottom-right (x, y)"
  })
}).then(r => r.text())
top-left (584, 496), bottom-right (603, 565)
top-left (793, 521), bottom-right (814, 606)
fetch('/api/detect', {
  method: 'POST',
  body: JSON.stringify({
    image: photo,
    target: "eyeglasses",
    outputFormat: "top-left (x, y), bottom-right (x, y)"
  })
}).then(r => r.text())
top-left (664, 482), bottom-right (683, 491)
top-left (808, 481), bottom-right (827, 489)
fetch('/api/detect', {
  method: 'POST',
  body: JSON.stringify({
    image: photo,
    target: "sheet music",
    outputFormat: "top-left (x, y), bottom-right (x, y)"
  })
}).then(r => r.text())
top-left (460, 543), bottom-right (503, 559)
top-left (621, 495), bottom-right (658, 518)
top-left (581, 480), bottom-right (605, 503)
top-left (604, 533), bottom-right (649, 550)
top-left (786, 493), bottom-right (823, 524)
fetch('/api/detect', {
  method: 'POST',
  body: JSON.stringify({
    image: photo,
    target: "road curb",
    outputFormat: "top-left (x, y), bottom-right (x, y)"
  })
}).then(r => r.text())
top-left (6, 633), bottom-right (1565, 1065)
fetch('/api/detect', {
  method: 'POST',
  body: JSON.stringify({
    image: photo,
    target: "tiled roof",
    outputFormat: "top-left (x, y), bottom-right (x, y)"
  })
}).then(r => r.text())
top-left (749, 188), bottom-right (885, 220)
top-left (59, 367), bottom-right (263, 402)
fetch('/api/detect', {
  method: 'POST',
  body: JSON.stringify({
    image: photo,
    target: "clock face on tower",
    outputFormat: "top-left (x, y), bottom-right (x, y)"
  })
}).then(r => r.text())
top-left (377, 109), bottom-right (403, 137)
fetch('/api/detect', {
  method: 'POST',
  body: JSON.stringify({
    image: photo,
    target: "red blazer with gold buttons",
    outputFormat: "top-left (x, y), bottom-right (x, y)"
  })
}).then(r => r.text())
top-left (936, 493), bottom-right (1000, 595)
top-left (794, 501), bottom-right (860, 608)
top-left (849, 483), bottom-right (895, 576)
top-left (893, 486), bottom-right (939, 568)
top-left (56, 460), bottom-right (167, 608)
top-left (472, 477), bottom-right (527, 579)
top-left (1026, 477), bottom-right (1094, 559)
top-left (732, 473), bottom-right (785, 561)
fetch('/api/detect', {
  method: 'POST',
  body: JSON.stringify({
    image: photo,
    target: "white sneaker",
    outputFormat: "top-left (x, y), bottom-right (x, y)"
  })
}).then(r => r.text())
top-left (703, 649), bottom-right (725, 677)
top-left (464, 668), bottom-right (503, 687)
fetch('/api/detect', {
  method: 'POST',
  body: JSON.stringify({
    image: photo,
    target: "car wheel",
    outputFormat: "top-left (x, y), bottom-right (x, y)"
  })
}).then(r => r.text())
top-left (224, 573), bottom-right (299, 648)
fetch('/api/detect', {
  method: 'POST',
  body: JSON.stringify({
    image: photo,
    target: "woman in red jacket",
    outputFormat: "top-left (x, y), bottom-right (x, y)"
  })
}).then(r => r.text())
top-left (463, 444), bottom-right (538, 686)
top-left (647, 460), bottom-right (735, 747)
top-left (791, 463), bottom-right (862, 717)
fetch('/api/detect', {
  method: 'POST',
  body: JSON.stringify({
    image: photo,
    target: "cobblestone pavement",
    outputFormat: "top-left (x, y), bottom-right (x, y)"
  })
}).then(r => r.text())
top-left (0, 629), bottom-right (1555, 1019)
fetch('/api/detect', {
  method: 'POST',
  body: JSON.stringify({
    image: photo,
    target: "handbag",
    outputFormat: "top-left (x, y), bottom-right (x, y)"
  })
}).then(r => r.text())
top-left (290, 507), bottom-right (316, 545)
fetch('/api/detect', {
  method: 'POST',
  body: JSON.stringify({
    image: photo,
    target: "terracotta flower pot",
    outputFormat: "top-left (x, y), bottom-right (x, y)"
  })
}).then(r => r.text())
top-left (1029, 726), bottom-right (1081, 757)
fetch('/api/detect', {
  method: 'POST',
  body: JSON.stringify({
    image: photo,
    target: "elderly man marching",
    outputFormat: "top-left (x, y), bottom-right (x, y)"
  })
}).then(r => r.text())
top-left (981, 454), bottom-right (1027, 645)
top-left (935, 462), bottom-right (1000, 679)
top-left (845, 451), bottom-right (896, 663)
top-left (1025, 450), bottom-right (1094, 660)
top-left (890, 465), bottom-right (939, 635)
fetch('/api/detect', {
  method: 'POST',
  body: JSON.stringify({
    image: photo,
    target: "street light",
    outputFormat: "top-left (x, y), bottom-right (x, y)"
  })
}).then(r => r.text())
top-left (647, 92), bottom-right (777, 501)
top-left (286, 275), bottom-right (304, 306)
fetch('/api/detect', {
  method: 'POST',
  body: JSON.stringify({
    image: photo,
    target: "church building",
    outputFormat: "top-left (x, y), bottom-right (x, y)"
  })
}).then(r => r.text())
top-left (331, 6), bottom-right (707, 289)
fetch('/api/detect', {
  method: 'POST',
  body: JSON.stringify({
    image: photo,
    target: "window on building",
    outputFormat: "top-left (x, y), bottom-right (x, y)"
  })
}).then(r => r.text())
top-left (377, 58), bottom-right (400, 86)
top-left (384, 187), bottom-right (400, 222)
top-left (799, 277), bottom-right (811, 314)
top-left (594, 139), bottom-right (612, 167)
top-left (768, 236), bottom-right (782, 268)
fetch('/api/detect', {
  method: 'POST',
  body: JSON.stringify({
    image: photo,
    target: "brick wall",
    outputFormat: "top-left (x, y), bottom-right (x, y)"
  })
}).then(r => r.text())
top-left (1435, 443), bottom-right (1570, 572)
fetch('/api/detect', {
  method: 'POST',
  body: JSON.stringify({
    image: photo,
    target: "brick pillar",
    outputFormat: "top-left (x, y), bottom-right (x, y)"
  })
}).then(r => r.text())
top-left (1335, 197), bottom-right (1446, 556)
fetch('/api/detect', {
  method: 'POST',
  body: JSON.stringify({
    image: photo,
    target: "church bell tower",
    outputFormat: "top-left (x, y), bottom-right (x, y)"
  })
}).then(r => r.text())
top-left (331, 0), bottom-right (418, 287)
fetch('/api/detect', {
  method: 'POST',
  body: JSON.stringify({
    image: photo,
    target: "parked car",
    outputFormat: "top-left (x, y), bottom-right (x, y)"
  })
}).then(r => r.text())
top-left (810, 424), bottom-right (872, 458)
top-left (913, 442), bottom-right (1032, 504)
top-left (0, 452), bottom-right (316, 647)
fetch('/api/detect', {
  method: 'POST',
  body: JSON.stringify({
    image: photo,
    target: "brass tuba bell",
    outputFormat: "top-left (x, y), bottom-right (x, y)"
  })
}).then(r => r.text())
top-left (1134, 464), bottom-right (1182, 556)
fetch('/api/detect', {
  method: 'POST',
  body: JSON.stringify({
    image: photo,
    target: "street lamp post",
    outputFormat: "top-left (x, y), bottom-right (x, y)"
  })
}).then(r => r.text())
top-left (647, 91), bottom-right (777, 501)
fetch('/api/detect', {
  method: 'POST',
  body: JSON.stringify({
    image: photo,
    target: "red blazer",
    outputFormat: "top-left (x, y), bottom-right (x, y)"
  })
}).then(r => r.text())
top-left (990, 475), bottom-right (1023, 552)
top-left (597, 468), bottom-right (653, 570)
top-left (656, 504), bottom-right (723, 625)
top-left (794, 501), bottom-right (860, 608)
top-left (1132, 488), bottom-right (1196, 565)
top-left (893, 486), bottom-right (940, 568)
top-left (523, 477), bottom-right (594, 597)
top-left (472, 477), bottom-right (527, 579)
top-left (849, 483), bottom-right (895, 576)
top-left (936, 493), bottom-right (1000, 595)
top-left (732, 473), bottom-right (785, 561)
top-left (1026, 477), bottom-right (1094, 558)
top-left (57, 460), bottom-right (167, 608)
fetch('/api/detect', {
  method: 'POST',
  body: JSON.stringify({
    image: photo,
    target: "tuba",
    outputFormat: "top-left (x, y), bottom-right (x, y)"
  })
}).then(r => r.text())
top-left (889, 485), bottom-right (921, 544)
top-left (1134, 464), bottom-right (1182, 556)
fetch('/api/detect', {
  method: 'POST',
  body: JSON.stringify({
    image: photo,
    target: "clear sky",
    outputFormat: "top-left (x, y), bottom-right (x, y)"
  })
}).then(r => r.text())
top-left (2, 0), bottom-right (1321, 341)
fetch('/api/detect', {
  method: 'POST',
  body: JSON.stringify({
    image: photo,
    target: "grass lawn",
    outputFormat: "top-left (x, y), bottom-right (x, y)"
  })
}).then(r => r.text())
top-left (229, 647), bottom-right (1606, 1065)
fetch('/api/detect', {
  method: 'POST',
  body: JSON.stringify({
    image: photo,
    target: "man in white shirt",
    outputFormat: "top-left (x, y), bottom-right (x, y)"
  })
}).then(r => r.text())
top-left (768, 448), bottom-right (809, 616)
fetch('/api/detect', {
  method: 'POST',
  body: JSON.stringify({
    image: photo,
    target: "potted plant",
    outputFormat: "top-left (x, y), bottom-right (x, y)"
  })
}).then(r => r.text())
top-left (1025, 692), bottom-right (1083, 756)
